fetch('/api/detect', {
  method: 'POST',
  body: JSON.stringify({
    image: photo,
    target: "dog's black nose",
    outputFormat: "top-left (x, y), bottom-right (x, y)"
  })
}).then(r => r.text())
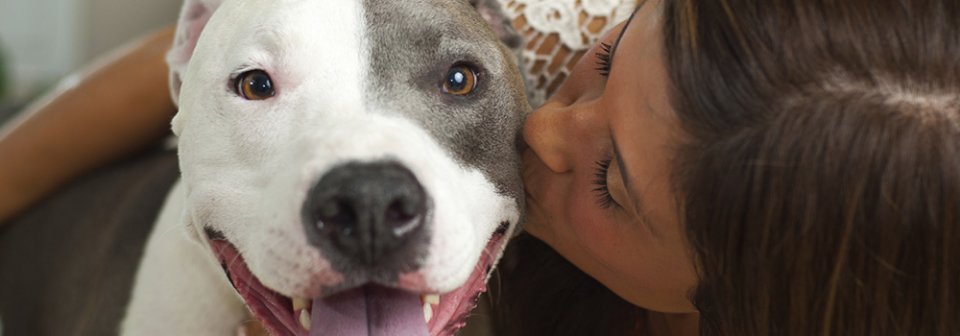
top-left (302, 161), bottom-right (428, 266)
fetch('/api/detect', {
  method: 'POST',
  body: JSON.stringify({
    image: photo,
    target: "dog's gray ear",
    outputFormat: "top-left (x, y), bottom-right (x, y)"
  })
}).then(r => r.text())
top-left (470, 0), bottom-right (522, 50)
top-left (167, 0), bottom-right (224, 106)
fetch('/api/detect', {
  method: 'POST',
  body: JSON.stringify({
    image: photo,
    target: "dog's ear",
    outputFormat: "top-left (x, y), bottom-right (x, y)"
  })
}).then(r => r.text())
top-left (469, 0), bottom-right (522, 51)
top-left (167, 0), bottom-right (224, 106)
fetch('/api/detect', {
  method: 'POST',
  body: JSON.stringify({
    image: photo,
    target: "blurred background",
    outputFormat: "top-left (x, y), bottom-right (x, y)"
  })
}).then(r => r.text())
top-left (0, 0), bottom-right (180, 119)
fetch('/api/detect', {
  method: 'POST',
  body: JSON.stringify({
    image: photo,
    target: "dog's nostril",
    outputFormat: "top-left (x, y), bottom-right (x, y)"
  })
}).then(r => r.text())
top-left (386, 198), bottom-right (421, 235)
top-left (314, 199), bottom-right (358, 236)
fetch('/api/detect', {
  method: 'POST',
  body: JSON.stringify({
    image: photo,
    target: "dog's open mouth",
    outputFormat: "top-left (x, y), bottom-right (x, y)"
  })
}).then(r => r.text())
top-left (207, 228), bottom-right (507, 336)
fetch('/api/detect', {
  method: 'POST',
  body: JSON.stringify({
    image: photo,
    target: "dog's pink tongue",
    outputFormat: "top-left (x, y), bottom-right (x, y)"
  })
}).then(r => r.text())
top-left (310, 285), bottom-right (428, 336)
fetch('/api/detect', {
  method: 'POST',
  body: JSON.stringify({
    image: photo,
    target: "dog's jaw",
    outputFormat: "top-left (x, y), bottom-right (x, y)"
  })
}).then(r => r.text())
top-left (206, 226), bottom-right (510, 335)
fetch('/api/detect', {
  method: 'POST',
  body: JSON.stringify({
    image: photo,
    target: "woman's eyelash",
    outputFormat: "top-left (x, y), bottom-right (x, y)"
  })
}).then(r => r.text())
top-left (595, 42), bottom-right (613, 77)
top-left (593, 159), bottom-right (616, 209)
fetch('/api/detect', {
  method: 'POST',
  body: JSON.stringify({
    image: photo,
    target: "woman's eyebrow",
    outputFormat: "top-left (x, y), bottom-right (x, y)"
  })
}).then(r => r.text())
top-left (608, 5), bottom-right (643, 72)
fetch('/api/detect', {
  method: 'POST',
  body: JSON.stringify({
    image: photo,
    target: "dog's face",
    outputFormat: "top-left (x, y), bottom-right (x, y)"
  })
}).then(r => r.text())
top-left (168, 0), bottom-right (527, 334)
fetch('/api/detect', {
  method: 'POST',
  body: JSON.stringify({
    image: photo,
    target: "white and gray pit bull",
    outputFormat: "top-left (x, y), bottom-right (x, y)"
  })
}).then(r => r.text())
top-left (118, 0), bottom-right (528, 335)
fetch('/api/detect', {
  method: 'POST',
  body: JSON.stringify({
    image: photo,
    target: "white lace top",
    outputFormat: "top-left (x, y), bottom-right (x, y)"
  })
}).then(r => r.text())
top-left (498, 0), bottom-right (640, 106)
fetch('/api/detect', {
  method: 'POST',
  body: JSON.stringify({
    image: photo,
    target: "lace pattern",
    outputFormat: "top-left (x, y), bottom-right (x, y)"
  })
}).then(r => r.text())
top-left (499, 0), bottom-right (640, 106)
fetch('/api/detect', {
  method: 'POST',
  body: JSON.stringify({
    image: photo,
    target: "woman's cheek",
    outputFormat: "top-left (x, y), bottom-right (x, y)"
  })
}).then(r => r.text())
top-left (521, 158), bottom-right (575, 240)
top-left (565, 176), bottom-right (615, 242)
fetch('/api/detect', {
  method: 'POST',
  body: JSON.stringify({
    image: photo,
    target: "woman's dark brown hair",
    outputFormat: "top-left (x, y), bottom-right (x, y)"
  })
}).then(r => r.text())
top-left (489, 234), bottom-right (646, 335)
top-left (664, 0), bottom-right (960, 334)
top-left (492, 0), bottom-right (958, 334)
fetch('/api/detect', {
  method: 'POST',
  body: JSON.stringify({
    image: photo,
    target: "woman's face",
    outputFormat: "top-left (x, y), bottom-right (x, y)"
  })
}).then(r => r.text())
top-left (521, 1), bottom-right (698, 313)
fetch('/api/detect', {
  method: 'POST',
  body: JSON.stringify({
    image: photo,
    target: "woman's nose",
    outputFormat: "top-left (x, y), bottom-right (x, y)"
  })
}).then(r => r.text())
top-left (523, 22), bottom-right (626, 174)
top-left (523, 98), bottom-right (608, 174)
top-left (523, 101), bottom-right (575, 173)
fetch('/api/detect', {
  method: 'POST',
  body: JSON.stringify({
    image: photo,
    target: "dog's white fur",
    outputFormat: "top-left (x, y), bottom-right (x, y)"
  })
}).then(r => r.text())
top-left (122, 0), bottom-right (521, 334)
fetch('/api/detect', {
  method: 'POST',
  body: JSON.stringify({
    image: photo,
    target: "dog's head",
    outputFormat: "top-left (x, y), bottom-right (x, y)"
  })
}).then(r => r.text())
top-left (167, 0), bottom-right (528, 334)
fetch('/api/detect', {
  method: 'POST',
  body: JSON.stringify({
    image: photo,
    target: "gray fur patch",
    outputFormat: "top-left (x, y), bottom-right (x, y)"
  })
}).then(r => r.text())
top-left (361, 0), bottom-right (530, 201)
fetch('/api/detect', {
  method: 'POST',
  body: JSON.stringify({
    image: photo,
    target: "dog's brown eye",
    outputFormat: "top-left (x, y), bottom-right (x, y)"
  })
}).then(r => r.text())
top-left (236, 70), bottom-right (275, 100)
top-left (442, 64), bottom-right (479, 96)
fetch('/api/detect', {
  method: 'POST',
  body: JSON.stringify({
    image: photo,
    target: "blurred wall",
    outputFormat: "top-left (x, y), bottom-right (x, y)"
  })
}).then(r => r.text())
top-left (0, 0), bottom-right (180, 101)
top-left (83, 0), bottom-right (181, 62)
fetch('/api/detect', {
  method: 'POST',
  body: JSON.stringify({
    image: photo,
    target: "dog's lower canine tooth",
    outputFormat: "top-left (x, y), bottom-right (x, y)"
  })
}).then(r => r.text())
top-left (293, 297), bottom-right (310, 311)
top-left (423, 302), bottom-right (433, 322)
top-left (299, 309), bottom-right (311, 330)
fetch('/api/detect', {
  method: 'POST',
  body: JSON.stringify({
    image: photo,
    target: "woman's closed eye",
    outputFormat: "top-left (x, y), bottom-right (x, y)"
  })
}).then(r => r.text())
top-left (593, 155), bottom-right (631, 211)
top-left (592, 6), bottom-right (640, 79)
top-left (595, 42), bottom-right (613, 77)
top-left (593, 158), bottom-right (617, 209)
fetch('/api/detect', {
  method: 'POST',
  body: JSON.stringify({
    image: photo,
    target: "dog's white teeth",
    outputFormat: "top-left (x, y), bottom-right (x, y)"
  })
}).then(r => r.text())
top-left (292, 297), bottom-right (310, 311)
top-left (423, 302), bottom-right (434, 323)
top-left (421, 294), bottom-right (438, 322)
top-left (299, 309), bottom-right (312, 331)
top-left (421, 294), bottom-right (440, 306)
top-left (293, 297), bottom-right (313, 330)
